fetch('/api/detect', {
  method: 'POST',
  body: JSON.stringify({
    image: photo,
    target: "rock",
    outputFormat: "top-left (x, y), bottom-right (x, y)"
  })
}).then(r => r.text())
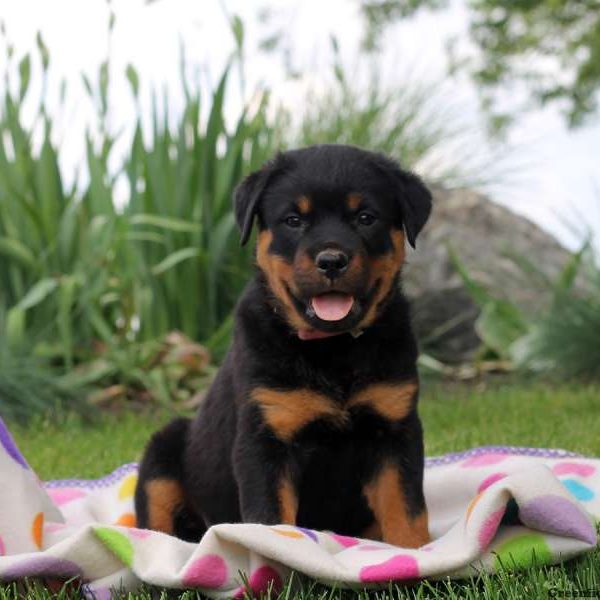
top-left (402, 187), bottom-right (574, 363)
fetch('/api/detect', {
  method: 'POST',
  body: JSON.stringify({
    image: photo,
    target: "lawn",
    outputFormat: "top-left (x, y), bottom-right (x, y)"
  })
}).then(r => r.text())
top-left (4, 379), bottom-right (600, 599)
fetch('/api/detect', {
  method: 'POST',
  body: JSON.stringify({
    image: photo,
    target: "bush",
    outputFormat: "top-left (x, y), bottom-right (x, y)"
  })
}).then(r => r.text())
top-left (0, 29), bottom-right (274, 411)
top-left (453, 243), bottom-right (600, 380)
top-left (0, 37), bottom-right (274, 368)
top-left (0, 22), bottom-right (507, 414)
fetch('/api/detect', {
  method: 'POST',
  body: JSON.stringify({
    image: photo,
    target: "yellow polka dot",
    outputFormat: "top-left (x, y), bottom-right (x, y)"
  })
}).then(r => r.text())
top-left (115, 512), bottom-right (137, 528)
top-left (272, 528), bottom-right (304, 539)
top-left (118, 474), bottom-right (138, 500)
top-left (32, 512), bottom-right (44, 549)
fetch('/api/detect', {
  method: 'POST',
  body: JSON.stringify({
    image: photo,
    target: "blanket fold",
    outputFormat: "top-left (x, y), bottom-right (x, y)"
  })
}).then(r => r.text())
top-left (0, 417), bottom-right (597, 598)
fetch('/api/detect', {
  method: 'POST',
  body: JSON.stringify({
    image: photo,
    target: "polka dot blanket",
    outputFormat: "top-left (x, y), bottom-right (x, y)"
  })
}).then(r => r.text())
top-left (0, 417), bottom-right (598, 598)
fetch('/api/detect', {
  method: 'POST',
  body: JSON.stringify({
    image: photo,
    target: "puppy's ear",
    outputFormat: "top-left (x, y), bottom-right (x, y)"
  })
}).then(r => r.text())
top-left (396, 170), bottom-right (432, 248)
top-left (234, 170), bottom-right (268, 246)
top-left (234, 154), bottom-right (287, 246)
top-left (371, 154), bottom-right (432, 248)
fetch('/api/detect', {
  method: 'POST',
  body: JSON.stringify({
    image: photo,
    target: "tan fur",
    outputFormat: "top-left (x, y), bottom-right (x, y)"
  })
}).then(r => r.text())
top-left (278, 474), bottom-right (298, 524)
top-left (252, 381), bottom-right (416, 441)
top-left (297, 195), bottom-right (312, 215)
top-left (348, 381), bottom-right (418, 421)
top-left (358, 230), bottom-right (406, 329)
top-left (347, 193), bottom-right (362, 211)
top-left (256, 231), bottom-right (307, 331)
top-left (363, 465), bottom-right (429, 547)
top-left (251, 387), bottom-right (347, 442)
top-left (145, 479), bottom-right (185, 535)
top-left (295, 251), bottom-right (315, 274)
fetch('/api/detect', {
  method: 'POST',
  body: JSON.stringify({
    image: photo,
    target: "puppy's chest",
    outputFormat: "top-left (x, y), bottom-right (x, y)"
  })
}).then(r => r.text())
top-left (250, 378), bottom-right (418, 443)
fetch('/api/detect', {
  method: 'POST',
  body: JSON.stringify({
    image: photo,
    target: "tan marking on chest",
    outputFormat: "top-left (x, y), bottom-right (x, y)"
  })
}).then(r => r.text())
top-left (348, 381), bottom-right (418, 421)
top-left (251, 387), bottom-right (347, 441)
top-left (252, 381), bottom-right (417, 441)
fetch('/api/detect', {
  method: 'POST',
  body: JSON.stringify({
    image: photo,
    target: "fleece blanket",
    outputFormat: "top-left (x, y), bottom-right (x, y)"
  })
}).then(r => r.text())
top-left (0, 418), bottom-right (598, 599)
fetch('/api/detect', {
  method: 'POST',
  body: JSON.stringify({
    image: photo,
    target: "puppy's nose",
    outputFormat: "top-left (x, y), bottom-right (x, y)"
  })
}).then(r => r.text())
top-left (316, 250), bottom-right (349, 279)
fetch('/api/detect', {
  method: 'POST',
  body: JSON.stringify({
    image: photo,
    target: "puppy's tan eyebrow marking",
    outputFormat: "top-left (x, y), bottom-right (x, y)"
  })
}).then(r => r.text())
top-left (347, 193), bottom-right (362, 211)
top-left (297, 196), bottom-right (312, 215)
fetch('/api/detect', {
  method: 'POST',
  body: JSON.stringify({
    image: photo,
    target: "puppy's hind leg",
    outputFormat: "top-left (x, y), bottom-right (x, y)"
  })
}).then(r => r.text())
top-left (134, 417), bottom-right (206, 542)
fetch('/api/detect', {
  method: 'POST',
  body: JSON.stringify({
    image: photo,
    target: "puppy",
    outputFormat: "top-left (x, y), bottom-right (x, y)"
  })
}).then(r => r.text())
top-left (135, 144), bottom-right (432, 547)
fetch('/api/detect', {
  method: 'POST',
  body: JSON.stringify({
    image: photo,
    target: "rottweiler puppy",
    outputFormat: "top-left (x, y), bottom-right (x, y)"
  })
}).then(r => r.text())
top-left (135, 144), bottom-right (432, 547)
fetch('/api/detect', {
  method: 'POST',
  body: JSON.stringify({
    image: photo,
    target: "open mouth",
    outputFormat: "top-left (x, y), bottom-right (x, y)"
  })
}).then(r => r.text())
top-left (284, 282), bottom-right (380, 340)
top-left (309, 293), bottom-right (355, 322)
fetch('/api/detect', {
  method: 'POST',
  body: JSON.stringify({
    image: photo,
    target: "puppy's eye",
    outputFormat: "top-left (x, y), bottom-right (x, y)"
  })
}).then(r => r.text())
top-left (285, 215), bottom-right (302, 228)
top-left (357, 211), bottom-right (376, 226)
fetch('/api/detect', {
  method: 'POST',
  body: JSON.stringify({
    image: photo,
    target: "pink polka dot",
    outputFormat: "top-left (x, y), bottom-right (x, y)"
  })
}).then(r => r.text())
top-left (128, 528), bottom-right (152, 540)
top-left (47, 488), bottom-right (86, 506)
top-left (462, 453), bottom-right (507, 468)
top-left (329, 532), bottom-right (360, 548)
top-left (234, 566), bottom-right (283, 599)
top-left (182, 554), bottom-right (228, 589)
top-left (478, 507), bottom-right (505, 549)
top-left (360, 554), bottom-right (420, 582)
top-left (477, 472), bottom-right (508, 493)
top-left (552, 462), bottom-right (596, 478)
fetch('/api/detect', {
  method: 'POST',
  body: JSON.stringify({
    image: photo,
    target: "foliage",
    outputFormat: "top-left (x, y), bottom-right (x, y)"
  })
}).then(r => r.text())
top-left (469, 0), bottom-right (600, 128)
top-left (355, 0), bottom-right (600, 128)
top-left (452, 243), bottom-right (600, 379)
top-left (512, 247), bottom-right (600, 377)
top-left (356, 0), bottom-right (447, 52)
top-left (122, 65), bottom-right (276, 349)
top-left (0, 343), bottom-right (81, 422)
top-left (448, 247), bottom-right (529, 360)
top-left (293, 40), bottom-right (499, 188)
top-left (0, 25), bottom-right (274, 413)
top-left (0, 12), bottom-right (499, 416)
top-left (0, 31), bottom-right (246, 413)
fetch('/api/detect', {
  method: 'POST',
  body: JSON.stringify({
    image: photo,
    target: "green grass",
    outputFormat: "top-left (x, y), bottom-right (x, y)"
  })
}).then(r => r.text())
top-left (5, 381), bottom-right (600, 598)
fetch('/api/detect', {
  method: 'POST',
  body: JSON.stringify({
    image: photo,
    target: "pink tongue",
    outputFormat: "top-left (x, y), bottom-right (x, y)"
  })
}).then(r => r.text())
top-left (311, 293), bottom-right (354, 321)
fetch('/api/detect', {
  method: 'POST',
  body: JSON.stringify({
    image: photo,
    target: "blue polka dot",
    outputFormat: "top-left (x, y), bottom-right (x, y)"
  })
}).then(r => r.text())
top-left (562, 479), bottom-right (595, 502)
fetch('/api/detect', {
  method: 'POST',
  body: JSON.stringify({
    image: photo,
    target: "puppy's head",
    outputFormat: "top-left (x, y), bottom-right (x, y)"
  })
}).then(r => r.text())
top-left (235, 145), bottom-right (432, 339)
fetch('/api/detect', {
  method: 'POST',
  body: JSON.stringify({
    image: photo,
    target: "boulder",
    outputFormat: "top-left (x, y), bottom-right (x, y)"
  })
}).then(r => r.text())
top-left (402, 187), bottom-right (574, 363)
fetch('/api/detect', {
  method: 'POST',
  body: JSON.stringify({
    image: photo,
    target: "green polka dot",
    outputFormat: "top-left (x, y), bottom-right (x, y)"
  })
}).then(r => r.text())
top-left (494, 533), bottom-right (553, 571)
top-left (94, 527), bottom-right (134, 567)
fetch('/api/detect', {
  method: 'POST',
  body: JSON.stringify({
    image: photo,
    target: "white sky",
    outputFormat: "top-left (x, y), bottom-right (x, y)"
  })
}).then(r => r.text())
top-left (1, 0), bottom-right (599, 250)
